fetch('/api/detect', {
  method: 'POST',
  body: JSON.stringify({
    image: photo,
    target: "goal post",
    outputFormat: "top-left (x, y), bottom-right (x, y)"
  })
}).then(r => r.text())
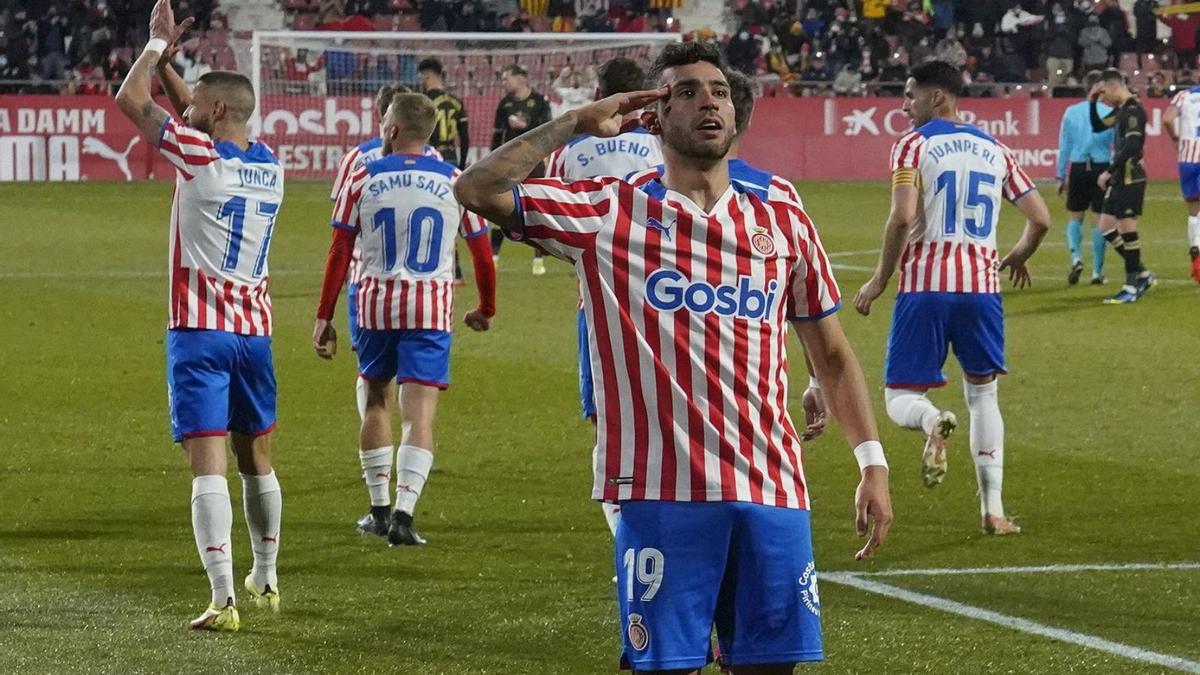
top-left (235, 31), bottom-right (681, 179)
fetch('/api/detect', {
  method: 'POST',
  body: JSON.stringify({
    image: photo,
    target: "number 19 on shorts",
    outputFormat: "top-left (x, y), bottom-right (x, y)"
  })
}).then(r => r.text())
top-left (623, 547), bottom-right (664, 602)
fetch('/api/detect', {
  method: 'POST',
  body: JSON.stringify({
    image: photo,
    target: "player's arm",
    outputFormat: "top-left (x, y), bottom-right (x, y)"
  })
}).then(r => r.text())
top-left (455, 86), bottom-right (668, 230)
top-left (1056, 112), bottom-right (1071, 188)
top-left (800, 350), bottom-right (827, 441)
top-left (1164, 102), bottom-right (1180, 145)
top-left (155, 46), bottom-right (192, 117)
top-left (313, 172), bottom-right (365, 358)
top-left (491, 103), bottom-right (506, 150)
top-left (461, 212), bottom-right (497, 332)
top-left (792, 314), bottom-right (892, 560)
top-left (1089, 95), bottom-right (1117, 132)
top-left (454, 99), bottom-right (471, 168)
top-left (854, 177), bottom-right (918, 316)
top-left (115, 0), bottom-right (192, 143)
top-left (998, 190), bottom-right (1052, 289)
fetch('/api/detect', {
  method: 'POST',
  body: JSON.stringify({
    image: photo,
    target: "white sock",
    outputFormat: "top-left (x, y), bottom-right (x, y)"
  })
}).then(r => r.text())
top-left (240, 471), bottom-right (281, 590)
top-left (355, 376), bottom-right (368, 422)
top-left (601, 503), bottom-right (621, 537)
top-left (191, 475), bottom-right (235, 607)
top-left (964, 379), bottom-right (1005, 519)
top-left (1189, 215), bottom-right (1200, 248)
top-left (360, 446), bottom-right (392, 507)
top-left (884, 387), bottom-right (941, 435)
top-left (394, 445), bottom-right (433, 516)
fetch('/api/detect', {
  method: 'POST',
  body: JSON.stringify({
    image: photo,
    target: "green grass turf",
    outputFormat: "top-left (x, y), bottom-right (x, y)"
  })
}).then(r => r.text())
top-left (1, 179), bottom-right (1197, 674)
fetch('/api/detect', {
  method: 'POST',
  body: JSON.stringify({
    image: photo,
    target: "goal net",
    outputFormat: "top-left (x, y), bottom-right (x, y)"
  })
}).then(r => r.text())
top-left (233, 31), bottom-right (681, 179)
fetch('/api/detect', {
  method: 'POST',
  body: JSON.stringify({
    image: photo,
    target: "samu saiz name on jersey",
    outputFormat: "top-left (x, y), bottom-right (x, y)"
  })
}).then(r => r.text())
top-left (365, 172), bottom-right (452, 200)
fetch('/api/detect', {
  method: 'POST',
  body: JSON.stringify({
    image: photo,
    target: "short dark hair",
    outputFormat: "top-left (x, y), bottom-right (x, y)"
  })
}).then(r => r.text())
top-left (1100, 67), bottom-right (1125, 84)
top-left (597, 57), bottom-right (645, 97)
top-left (375, 84), bottom-right (412, 117)
top-left (647, 40), bottom-right (729, 87)
top-left (197, 71), bottom-right (255, 122)
top-left (1084, 70), bottom-right (1104, 90)
top-left (418, 58), bottom-right (443, 76)
top-left (726, 69), bottom-right (756, 136)
top-left (503, 63), bottom-right (528, 78)
top-left (909, 60), bottom-right (963, 98)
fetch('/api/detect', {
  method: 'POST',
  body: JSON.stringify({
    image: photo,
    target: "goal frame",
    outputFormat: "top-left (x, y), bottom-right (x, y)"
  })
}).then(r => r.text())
top-left (248, 30), bottom-right (682, 133)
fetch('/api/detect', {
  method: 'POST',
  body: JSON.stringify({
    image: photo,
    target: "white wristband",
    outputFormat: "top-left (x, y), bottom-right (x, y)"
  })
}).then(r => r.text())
top-left (808, 376), bottom-right (820, 390)
top-left (853, 440), bottom-right (888, 471)
top-left (144, 38), bottom-right (168, 56)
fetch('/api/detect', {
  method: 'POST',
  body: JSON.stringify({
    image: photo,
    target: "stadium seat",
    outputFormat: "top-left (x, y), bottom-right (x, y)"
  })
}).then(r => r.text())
top-left (373, 14), bottom-right (394, 31)
top-left (283, 0), bottom-right (306, 11)
top-left (389, 0), bottom-right (411, 11)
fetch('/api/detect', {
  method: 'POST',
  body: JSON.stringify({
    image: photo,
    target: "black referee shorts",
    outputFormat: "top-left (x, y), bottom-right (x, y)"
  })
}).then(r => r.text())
top-left (1066, 161), bottom-right (1109, 213)
top-left (1101, 181), bottom-right (1146, 219)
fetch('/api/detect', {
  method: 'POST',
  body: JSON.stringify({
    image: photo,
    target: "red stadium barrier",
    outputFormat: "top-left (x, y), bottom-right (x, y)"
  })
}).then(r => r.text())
top-left (0, 95), bottom-right (1182, 183)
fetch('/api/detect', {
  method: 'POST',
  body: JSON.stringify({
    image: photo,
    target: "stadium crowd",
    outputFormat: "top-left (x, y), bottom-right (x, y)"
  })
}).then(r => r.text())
top-left (3, 0), bottom-right (1200, 97)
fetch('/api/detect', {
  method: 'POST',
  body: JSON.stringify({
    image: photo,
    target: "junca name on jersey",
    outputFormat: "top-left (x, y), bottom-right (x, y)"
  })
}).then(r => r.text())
top-left (646, 269), bottom-right (779, 320)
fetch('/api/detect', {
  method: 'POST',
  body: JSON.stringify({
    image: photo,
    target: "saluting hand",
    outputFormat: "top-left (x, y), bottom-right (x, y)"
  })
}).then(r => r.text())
top-left (571, 86), bottom-right (670, 139)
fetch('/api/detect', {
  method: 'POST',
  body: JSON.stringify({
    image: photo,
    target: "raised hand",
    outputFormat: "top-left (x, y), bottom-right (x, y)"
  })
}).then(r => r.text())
top-left (572, 86), bottom-right (670, 138)
top-left (150, 0), bottom-right (194, 47)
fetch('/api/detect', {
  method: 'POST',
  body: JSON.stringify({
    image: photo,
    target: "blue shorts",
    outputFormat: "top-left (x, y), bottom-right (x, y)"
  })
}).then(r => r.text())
top-left (346, 281), bottom-right (361, 350)
top-left (356, 328), bottom-right (452, 389)
top-left (166, 329), bottom-right (277, 443)
top-left (578, 308), bottom-right (596, 419)
top-left (1180, 162), bottom-right (1200, 201)
top-left (615, 501), bottom-right (823, 671)
top-left (885, 292), bottom-right (1005, 389)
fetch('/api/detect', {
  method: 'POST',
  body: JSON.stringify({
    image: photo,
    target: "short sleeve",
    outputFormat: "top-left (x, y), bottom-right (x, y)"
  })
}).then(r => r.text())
top-left (1172, 91), bottom-right (1187, 108)
top-left (999, 143), bottom-right (1036, 202)
top-left (511, 177), bottom-right (617, 261)
top-left (625, 167), bottom-right (659, 185)
top-left (545, 147), bottom-right (565, 179)
top-left (157, 118), bottom-right (218, 177)
top-left (781, 205), bottom-right (841, 321)
top-left (889, 131), bottom-right (925, 172)
top-left (769, 175), bottom-right (804, 209)
top-left (330, 145), bottom-right (360, 201)
top-left (331, 165), bottom-right (368, 232)
top-left (424, 145), bottom-right (444, 161)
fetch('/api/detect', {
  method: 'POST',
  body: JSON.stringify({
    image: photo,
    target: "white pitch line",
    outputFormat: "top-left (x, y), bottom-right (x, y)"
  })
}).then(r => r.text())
top-left (823, 572), bottom-right (1200, 674)
top-left (838, 561), bottom-right (1200, 577)
top-left (828, 262), bottom-right (1197, 286)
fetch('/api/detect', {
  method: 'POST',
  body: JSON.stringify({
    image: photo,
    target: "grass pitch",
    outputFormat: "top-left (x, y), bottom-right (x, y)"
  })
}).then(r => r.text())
top-left (1, 179), bottom-right (1197, 674)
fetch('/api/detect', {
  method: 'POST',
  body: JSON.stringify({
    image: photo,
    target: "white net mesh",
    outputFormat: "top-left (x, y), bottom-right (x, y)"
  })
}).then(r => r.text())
top-left (232, 31), bottom-right (679, 179)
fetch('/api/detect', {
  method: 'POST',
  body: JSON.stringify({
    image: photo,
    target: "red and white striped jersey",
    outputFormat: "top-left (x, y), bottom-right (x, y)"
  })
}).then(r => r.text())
top-left (331, 153), bottom-right (487, 331)
top-left (1170, 87), bottom-right (1200, 164)
top-left (513, 176), bottom-right (841, 507)
top-left (627, 158), bottom-right (804, 208)
top-left (546, 126), bottom-right (663, 180)
top-left (158, 118), bottom-right (284, 336)
top-left (331, 138), bottom-right (444, 285)
top-left (890, 119), bottom-right (1035, 294)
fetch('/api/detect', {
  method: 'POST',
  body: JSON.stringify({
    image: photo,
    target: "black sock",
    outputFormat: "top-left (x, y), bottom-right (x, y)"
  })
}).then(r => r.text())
top-left (1120, 231), bottom-right (1144, 285)
top-left (1103, 229), bottom-right (1127, 262)
top-left (371, 504), bottom-right (390, 520)
top-left (490, 227), bottom-right (504, 255)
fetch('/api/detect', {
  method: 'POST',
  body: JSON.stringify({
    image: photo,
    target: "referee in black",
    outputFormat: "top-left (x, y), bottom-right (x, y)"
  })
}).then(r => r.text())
top-left (1089, 68), bottom-right (1158, 304)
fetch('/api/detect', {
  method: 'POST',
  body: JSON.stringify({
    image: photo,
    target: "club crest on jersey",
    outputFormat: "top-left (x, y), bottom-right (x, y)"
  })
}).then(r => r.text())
top-left (645, 269), bottom-right (779, 320)
top-left (627, 614), bottom-right (650, 652)
top-left (645, 216), bottom-right (672, 240)
top-left (797, 561), bottom-right (821, 617)
top-left (751, 232), bottom-right (775, 256)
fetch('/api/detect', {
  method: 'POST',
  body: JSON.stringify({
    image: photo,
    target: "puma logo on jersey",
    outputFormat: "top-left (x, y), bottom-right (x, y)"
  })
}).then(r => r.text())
top-left (646, 269), bottom-right (779, 320)
top-left (645, 217), bottom-right (672, 239)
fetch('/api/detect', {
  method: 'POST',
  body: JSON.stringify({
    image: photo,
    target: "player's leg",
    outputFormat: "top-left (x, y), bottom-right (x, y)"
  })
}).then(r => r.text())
top-left (713, 504), bottom-right (822, 673)
top-left (1177, 162), bottom-right (1200, 281)
top-left (1114, 182), bottom-right (1155, 299)
top-left (347, 281), bottom-right (368, 421)
top-left (167, 329), bottom-right (240, 631)
top-left (532, 250), bottom-right (546, 276)
top-left (490, 224), bottom-right (504, 260)
top-left (355, 329), bottom-right (400, 536)
top-left (1089, 166), bottom-right (1109, 283)
top-left (1065, 208), bottom-right (1086, 284)
top-left (947, 293), bottom-right (1019, 535)
top-left (227, 333), bottom-right (282, 609)
top-left (388, 329), bottom-right (452, 546)
top-left (883, 293), bottom-right (955, 487)
top-left (616, 501), bottom-right (732, 674)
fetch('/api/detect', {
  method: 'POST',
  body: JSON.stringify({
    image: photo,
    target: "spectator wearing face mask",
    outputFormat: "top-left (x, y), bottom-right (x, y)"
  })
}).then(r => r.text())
top-left (1045, 3), bottom-right (1079, 89)
top-left (1079, 15), bottom-right (1112, 71)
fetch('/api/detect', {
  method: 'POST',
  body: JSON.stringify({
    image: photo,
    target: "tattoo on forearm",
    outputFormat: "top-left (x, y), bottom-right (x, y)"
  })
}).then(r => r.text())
top-left (469, 115), bottom-right (576, 193)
